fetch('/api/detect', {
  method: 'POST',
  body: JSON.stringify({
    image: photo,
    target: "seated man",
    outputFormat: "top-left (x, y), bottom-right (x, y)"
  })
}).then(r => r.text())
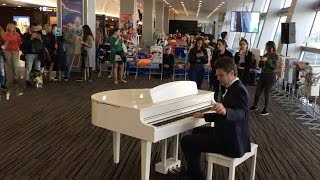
top-left (181, 57), bottom-right (251, 180)
top-left (159, 47), bottom-right (174, 77)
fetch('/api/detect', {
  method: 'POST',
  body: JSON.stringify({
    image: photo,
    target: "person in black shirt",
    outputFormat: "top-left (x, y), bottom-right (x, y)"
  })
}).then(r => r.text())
top-left (234, 38), bottom-right (253, 86)
top-left (181, 57), bottom-right (251, 180)
top-left (160, 47), bottom-right (174, 77)
top-left (211, 39), bottom-right (233, 102)
top-left (188, 37), bottom-right (208, 89)
top-left (42, 24), bottom-right (57, 81)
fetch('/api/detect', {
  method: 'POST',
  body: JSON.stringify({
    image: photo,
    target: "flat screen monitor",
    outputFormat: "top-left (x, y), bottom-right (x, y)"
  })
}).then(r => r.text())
top-left (230, 11), bottom-right (260, 33)
top-left (13, 16), bottom-right (30, 34)
top-left (169, 20), bottom-right (198, 34)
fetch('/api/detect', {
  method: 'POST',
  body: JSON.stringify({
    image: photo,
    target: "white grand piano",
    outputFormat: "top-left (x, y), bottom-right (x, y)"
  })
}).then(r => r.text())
top-left (91, 81), bottom-right (214, 180)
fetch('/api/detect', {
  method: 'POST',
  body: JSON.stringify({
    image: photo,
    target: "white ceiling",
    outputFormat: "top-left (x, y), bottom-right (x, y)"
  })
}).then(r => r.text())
top-left (0, 0), bottom-right (253, 18)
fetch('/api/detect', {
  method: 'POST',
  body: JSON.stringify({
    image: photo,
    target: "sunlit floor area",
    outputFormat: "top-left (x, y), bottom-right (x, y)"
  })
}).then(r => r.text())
top-left (1, 73), bottom-right (320, 179)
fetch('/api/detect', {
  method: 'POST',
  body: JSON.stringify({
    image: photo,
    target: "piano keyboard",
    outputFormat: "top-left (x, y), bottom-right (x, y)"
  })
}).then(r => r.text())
top-left (152, 107), bottom-right (212, 127)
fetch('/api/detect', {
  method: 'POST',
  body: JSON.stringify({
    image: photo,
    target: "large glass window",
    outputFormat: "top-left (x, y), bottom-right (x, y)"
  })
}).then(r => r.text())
top-left (252, 20), bottom-right (265, 48)
top-left (232, 32), bottom-right (243, 50)
top-left (283, 0), bottom-right (292, 8)
top-left (273, 16), bottom-right (287, 47)
top-left (262, 0), bottom-right (271, 13)
top-left (307, 12), bottom-right (320, 48)
top-left (301, 51), bottom-right (320, 65)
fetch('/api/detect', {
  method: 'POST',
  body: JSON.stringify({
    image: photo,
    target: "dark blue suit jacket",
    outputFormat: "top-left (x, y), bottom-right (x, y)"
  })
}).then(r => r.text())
top-left (204, 80), bottom-right (251, 158)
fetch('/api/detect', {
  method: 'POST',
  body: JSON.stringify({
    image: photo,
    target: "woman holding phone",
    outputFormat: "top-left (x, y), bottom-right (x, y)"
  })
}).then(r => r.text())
top-left (234, 38), bottom-right (253, 86)
top-left (188, 37), bottom-right (208, 89)
top-left (109, 27), bottom-right (127, 84)
top-left (251, 41), bottom-right (279, 116)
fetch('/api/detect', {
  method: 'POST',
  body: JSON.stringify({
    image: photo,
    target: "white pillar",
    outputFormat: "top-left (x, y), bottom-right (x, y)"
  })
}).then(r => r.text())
top-left (120, 0), bottom-right (138, 28)
top-left (163, 6), bottom-right (169, 35)
top-left (142, 0), bottom-right (155, 46)
top-left (155, 2), bottom-right (164, 34)
top-left (84, 0), bottom-right (96, 70)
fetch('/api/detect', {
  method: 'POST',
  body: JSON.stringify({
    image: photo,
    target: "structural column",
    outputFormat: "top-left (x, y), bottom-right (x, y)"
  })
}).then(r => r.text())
top-left (155, 2), bottom-right (164, 34)
top-left (84, 0), bottom-right (96, 70)
top-left (142, 0), bottom-right (155, 45)
top-left (120, 0), bottom-right (138, 28)
top-left (163, 6), bottom-right (169, 35)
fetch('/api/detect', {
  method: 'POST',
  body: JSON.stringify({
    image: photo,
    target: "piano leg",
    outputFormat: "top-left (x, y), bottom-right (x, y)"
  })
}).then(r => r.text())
top-left (155, 135), bottom-right (181, 174)
top-left (113, 132), bottom-right (121, 163)
top-left (141, 140), bottom-right (152, 180)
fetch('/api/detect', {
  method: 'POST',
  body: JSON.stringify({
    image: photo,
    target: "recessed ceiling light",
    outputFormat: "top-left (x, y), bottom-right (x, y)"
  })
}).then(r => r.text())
top-left (18, 6), bottom-right (21, 7)
top-left (2, 3), bottom-right (6, 5)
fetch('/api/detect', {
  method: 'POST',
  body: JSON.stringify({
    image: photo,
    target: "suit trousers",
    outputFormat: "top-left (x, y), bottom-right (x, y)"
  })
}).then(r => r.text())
top-left (181, 127), bottom-right (220, 180)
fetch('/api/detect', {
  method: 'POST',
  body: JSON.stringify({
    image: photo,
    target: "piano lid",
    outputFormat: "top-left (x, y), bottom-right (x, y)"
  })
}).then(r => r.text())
top-left (91, 89), bottom-right (153, 109)
top-left (91, 81), bottom-right (203, 110)
top-left (150, 81), bottom-right (198, 103)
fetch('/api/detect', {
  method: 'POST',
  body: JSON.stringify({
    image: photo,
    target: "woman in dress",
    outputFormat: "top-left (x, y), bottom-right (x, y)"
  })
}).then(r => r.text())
top-left (109, 27), bottom-right (127, 84)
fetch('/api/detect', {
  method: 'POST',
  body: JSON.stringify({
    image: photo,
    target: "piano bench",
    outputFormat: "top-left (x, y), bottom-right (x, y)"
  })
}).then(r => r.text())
top-left (206, 143), bottom-right (258, 180)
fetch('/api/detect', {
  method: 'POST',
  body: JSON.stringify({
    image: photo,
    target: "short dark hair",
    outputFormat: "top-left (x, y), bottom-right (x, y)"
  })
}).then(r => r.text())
top-left (215, 57), bottom-right (237, 76)
top-left (217, 39), bottom-right (227, 46)
top-left (113, 27), bottom-right (120, 34)
top-left (221, 31), bottom-right (228, 39)
top-left (31, 22), bottom-right (39, 27)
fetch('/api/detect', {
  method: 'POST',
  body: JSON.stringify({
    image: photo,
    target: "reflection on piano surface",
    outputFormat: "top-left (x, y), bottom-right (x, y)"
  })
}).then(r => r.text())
top-left (91, 81), bottom-right (214, 180)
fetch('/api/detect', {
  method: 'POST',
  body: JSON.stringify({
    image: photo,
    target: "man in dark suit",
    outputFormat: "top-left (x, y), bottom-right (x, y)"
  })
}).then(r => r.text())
top-left (181, 57), bottom-right (251, 180)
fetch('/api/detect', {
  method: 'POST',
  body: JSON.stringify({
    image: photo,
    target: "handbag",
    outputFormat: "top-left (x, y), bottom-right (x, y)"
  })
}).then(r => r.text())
top-left (81, 46), bottom-right (88, 56)
top-left (115, 51), bottom-right (126, 61)
top-left (20, 54), bottom-right (26, 61)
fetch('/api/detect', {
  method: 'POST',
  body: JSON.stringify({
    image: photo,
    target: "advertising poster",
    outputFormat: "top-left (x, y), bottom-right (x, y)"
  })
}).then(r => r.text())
top-left (150, 46), bottom-right (163, 64)
top-left (61, 0), bottom-right (83, 35)
top-left (12, 16), bottom-right (30, 34)
top-left (120, 13), bottom-right (133, 29)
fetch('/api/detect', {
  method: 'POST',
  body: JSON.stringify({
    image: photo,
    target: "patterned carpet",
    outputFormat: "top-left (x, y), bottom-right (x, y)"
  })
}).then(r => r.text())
top-left (0, 74), bottom-right (320, 179)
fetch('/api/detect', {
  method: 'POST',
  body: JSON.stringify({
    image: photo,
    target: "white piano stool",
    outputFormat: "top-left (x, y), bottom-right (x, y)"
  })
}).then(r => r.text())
top-left (206, 143), bottom-right (258, 180)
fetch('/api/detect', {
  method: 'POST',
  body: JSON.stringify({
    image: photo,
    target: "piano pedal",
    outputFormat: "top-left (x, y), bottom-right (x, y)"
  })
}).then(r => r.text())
top-left (168, 168), bottom-right (176, 174)
top-left (173, 166), bottom-right (181, 173)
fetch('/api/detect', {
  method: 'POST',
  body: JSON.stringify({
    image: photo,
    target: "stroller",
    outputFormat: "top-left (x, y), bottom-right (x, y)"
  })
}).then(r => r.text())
top-left (97, 44), bottom-right (112, 78)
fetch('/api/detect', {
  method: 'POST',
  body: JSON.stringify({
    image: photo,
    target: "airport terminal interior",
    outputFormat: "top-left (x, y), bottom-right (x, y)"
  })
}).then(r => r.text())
top-left (0, 0), bottom-right (320, 179)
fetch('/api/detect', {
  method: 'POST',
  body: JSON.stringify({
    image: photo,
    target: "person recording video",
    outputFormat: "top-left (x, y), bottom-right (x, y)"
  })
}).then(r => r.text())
top-left (20, 22), bottom-right (43, 87)
top-left (188, 37), bottom-right (208, 89)
top-left (234, 38), bottom-right (253, 86)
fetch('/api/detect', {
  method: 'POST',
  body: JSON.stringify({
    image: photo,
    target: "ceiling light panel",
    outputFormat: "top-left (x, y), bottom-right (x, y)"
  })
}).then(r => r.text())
top-left (180, 1), bottom-right (188, 16)
top-left (206, 1), bottom-right (225, 19)
top-left (196, 0), bottom-right (202, 17)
